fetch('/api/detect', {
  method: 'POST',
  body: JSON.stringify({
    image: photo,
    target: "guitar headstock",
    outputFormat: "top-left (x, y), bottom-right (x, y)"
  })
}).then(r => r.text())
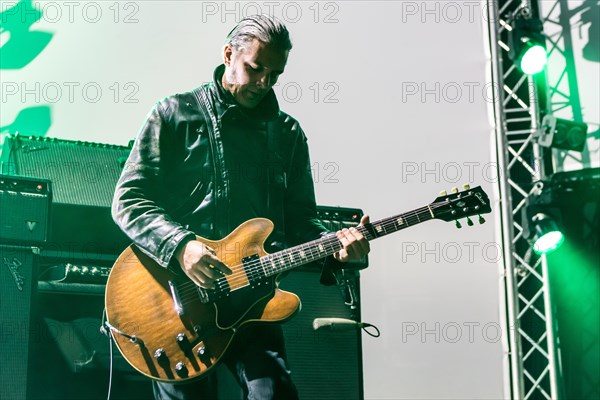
top-left (431, 184), bottom-right (491, 228)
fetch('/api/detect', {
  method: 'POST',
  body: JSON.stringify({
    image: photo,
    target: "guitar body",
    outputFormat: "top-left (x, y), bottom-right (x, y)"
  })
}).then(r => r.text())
top-left (105, 218), bottom-right (301, 382)
top-left (105, 186), bottom-right (492, 383)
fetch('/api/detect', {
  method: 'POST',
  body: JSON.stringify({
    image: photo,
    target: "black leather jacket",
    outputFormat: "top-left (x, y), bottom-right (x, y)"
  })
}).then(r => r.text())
top-left (112, 65), bottom-right (337, 277)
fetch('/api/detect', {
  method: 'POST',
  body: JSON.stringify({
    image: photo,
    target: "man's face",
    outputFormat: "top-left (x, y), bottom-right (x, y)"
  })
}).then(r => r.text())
top-left (222, 39), bottom-right (289, 109)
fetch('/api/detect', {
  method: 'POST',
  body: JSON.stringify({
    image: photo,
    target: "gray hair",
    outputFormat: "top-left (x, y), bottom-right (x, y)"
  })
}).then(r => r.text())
top-left (225, 14), bottom-right (292, 51)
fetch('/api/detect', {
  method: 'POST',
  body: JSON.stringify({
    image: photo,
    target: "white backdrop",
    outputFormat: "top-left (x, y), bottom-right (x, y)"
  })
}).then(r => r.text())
top-left (0, 1), bottom-right (505, 398)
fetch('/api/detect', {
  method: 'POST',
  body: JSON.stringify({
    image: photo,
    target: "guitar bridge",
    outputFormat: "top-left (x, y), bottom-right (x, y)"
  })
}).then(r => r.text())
top-left (196, 287), bottom-right (210, 303)
top-left (196, 281), bottom-right (232, 303)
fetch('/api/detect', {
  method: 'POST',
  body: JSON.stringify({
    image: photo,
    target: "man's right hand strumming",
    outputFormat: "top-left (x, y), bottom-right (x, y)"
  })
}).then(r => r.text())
top-left (175, 240), bottom-right (232, 289)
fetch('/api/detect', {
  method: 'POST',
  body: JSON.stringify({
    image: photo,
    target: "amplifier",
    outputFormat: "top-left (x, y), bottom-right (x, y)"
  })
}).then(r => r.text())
top-left (40, 262), bottom-right (111, 284)
top-left (0, 245), bottom-right (39, 400)
top-left (219, 268), bottom-right (363, 400)
top-left (0, 135), bottom-right (132, 253)
top-left (1, 134), bottom-right (131, 207)
top-left (0, 175), bottom-right (51, 244)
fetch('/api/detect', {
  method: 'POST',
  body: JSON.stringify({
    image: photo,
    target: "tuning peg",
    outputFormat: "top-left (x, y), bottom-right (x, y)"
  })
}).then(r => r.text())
top-left (462, 183), bottom-right (471, 190)
top-left (478, 215), bottom-right (486, 224)
top-left (439, 190), bottom-right (448, 196)
top-left (466, 217), bottom-right (474, 226)
top-left (455, 220), bottom-right (462, 229)
top-left (451, 187), bottom-right (459, 194)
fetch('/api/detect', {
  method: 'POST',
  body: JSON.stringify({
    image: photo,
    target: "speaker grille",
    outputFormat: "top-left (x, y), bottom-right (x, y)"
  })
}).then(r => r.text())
top-left (280, 269), bottom-right (363, 400)
top-left (0, 245), bottom-right (38, 400)
top-left (217, 268), bottom-right (364, 400)
top-left (1, 135), bottom-right (130, 207)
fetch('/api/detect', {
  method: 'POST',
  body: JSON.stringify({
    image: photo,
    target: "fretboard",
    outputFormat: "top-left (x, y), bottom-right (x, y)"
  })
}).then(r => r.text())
top-left (258, 204), bottom-right (436, 277)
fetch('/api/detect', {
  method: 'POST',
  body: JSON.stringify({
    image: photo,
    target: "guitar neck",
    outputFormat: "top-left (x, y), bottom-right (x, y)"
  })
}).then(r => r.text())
top-left (260, 204), bottom-right (436, 277)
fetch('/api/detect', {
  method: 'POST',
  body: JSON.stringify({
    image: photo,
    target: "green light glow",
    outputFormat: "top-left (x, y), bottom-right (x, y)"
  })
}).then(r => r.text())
top-left (534, 230), bottom-right (565, 254)
top-left (520, 45), bottom-right (548, 75)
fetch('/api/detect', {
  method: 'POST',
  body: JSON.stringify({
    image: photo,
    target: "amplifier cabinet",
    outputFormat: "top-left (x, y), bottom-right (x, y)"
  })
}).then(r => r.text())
top-left (217, 267), bottom-right (364, 400)
top-left (1, 135), bottom-right (132, 253)
top-left (0, 245), bottom-right (39, 400)
top-left (1, 135), bottom-right (130, 208)
top-left (281, 268), bottom-right (363, 400)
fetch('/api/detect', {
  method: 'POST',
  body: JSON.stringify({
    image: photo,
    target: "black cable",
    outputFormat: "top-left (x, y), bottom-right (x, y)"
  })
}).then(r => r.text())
top-left (107, 334), bottom-right (114, 400)
top-left (101, 308), bottom-right (114, 400)
top-left (361, 323), bottom-right (381, 338)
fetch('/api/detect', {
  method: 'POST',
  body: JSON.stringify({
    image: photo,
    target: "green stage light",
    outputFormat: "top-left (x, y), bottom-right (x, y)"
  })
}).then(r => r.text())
top-left (509, 10), bottom-right (547, 75)
top-left (534, 231), bottom-right (565, 254)
top-left (532, 213), bottom-right (565, 254)
top-left (519, 44), bottom-right (548, 75)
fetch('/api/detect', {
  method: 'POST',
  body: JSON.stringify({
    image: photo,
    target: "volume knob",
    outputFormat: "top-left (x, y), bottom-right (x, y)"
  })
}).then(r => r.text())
top-left (176, 333), bottom-right (190, 350)
top-left (154, 348), bottom-right (167, 361)
top-left (175, 362), bottom-right (188, 378)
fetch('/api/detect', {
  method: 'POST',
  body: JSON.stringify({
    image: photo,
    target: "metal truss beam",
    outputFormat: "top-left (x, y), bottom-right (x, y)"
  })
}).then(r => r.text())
top-left (487, 0), bottom-right (563, 398)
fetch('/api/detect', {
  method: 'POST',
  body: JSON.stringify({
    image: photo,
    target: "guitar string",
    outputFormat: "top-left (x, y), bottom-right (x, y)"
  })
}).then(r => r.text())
top-left (174, 204), bottom-right (452, 301)
top-left (175, 203), bottom-right (453, 300)
top-left (174, 202), bottom-right (460, 300)
top-left (175, 232), bottom-right (348, 300)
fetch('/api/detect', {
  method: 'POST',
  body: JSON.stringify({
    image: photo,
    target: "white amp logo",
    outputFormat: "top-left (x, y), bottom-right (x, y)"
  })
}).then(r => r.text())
top-left (3, 257), bottom-right (24, 291)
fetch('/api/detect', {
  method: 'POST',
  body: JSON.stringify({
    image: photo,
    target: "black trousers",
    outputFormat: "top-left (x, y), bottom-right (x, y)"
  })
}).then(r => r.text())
top-left (152, 324), bottom-right (299, 400)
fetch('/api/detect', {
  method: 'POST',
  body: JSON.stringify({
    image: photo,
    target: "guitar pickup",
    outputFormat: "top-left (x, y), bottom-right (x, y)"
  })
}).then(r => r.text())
top-left (241, 254), bottom-right (265, 286)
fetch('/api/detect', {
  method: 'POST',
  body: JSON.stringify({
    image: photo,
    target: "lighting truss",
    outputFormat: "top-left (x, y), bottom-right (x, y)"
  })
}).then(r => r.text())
top-left (486, 0), bottom-right (562, 399)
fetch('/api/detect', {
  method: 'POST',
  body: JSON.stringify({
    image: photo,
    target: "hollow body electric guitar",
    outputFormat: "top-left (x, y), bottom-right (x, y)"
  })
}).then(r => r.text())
top-left (105, 186), bottom-right (491, 382)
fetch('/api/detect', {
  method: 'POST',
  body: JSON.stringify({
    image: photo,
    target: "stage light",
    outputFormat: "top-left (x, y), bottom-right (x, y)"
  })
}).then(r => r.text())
top-left (509, 10), bottom-right (548, 75)
top-left (531, 213), bottom-right (565, 254)
top-left (519, 44), bottom-right (547, 74)
top-left (538, 115), bottom-right (589, 152)
top-left (522, 183), bottom-right (566, 255)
